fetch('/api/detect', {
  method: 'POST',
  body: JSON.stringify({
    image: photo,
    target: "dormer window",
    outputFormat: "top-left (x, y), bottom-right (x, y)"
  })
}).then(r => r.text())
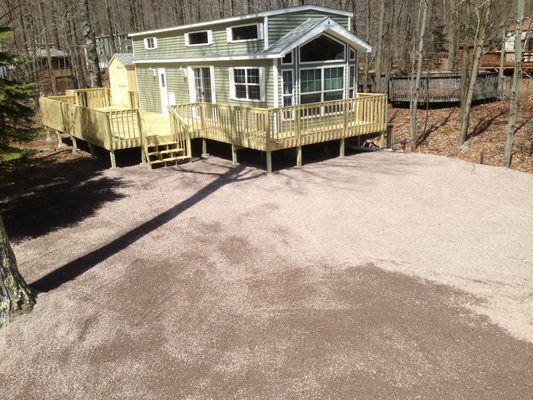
top-left (185, 30), bottom-right (213, 47)
top-left (144, 37), bottom-right (157, 50)
top-left (227, 23), bottom-right (263, 43)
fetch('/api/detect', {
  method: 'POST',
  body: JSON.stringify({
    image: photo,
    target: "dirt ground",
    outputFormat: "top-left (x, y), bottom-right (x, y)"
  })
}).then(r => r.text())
top-left (389, 79), bottom-right (533, 173)
top-left (1, 151), bottom-right (532, 399)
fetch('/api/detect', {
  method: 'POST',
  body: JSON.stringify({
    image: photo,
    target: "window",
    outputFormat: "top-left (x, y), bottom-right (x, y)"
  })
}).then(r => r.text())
top-left (230, 67), bottom-right (264, 101)
top-left (185, 30), bottom-right (212, 46)
top-left (282, 52), bottom-right (293, 65)
top-left (300, 66), bottom-right (344, 105)
top-left (300, 36), bottom-right (345, 63)
top-left (349, 65), bottom-right (356, 98)
top-left (144, 37), bottom-right (157, 50)
top-left (227, 23), bottom-right (262, 42)
top-left (349, 49), bottom-right (356, 61)
top-left (282, 70), bottom-right (294, 107)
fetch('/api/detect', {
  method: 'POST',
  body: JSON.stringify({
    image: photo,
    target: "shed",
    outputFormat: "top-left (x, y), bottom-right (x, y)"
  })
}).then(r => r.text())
top-left (108, 53), bottom-right (137, 108)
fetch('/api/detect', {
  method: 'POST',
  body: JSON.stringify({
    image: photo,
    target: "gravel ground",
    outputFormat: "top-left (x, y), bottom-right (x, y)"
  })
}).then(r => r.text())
top-left (1, 152), bottom-right (533, 399)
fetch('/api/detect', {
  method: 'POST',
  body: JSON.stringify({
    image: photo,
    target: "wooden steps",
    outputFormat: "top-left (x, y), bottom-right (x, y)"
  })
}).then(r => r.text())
top-left (144, 140), bottom-right (190, 169)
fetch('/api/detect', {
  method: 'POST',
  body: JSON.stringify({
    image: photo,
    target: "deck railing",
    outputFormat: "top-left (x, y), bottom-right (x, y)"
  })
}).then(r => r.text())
top-left (170, 93), bottom-right (387, 152)
top-left (39, 95), bottom-right (142, 151)
top-left (66, 88), bottom-right (111, 109)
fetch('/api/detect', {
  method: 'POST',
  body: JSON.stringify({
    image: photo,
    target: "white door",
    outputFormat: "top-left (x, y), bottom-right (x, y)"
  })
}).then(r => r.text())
top-left (158, 68), bottom-right (168, 115)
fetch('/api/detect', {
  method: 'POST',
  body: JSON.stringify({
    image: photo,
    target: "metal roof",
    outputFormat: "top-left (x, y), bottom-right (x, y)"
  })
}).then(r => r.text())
top-left (129, 5), bottom-right (352, 37)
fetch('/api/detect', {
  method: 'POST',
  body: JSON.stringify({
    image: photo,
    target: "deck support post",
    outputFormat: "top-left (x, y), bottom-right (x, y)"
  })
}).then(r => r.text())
top-left (70, 136), bottom-right (78, 153)
top-left (296, 146), bottom-right (302, 167)
top-left (109, 150), bottom-right (117, 169)
top-left (201, 138), bottom-right (208, 158)
top-left (379, 131), bottom-right (386, 148)
top-left (56, 132), bottom-right (65, 148)
top-left (88, 143), bottom-right (97, 159)
top-left (266, 151), bottom-right (272, 174)
top-left (231, 144), bottom-right (238, 165)
top-left (339, 138), bottom-right (345, 157)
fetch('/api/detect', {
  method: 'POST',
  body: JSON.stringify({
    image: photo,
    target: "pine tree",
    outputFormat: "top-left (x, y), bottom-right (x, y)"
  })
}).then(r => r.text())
top-left (0, 27), bottom-right (40, 148)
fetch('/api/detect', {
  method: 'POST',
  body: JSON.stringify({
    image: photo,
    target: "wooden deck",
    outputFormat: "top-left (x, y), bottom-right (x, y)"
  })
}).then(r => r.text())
top-left (40, 88), bottom-right (388, 171)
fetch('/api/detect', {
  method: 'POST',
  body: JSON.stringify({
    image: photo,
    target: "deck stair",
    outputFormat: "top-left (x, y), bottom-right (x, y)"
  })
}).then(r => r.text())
top-left (143, 135), bottom-right (190, 169)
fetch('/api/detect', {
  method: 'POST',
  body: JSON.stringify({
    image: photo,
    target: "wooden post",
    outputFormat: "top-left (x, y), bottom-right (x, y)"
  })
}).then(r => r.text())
top-left (56, 132), bottom-right (65, 148)
top-left (339, 138), bottom-right (345, 157)
top-left (296, 146), bottom-right (302, 167)
top-left (265, 109), bottom-right (272, 173)
top-left (136, 110), bottom-right (146, 164)
top-left (266, 151), bottom-right (272, 174)
top-left (379, 131), bottom-right (385, 148)
top-left (201, 138), bottom-right (208, 158)
top-left (70, 136), bottom-right (78, 152)
top-left (88, 143), bottom-right (97, 159)
top-left (109, 150), bottom-right (117, 168)
top-left (231, 144), bottom-right (238, 165)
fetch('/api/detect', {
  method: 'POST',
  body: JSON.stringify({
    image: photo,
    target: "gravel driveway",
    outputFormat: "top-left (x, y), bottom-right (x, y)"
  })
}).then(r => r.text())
top-left (1, 152), bottom-right (532, 399)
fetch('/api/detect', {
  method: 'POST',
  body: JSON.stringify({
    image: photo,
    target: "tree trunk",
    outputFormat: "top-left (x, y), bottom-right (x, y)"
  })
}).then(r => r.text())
top-left (502, 0), bottom-right (524, 167)
top-left (409, 0), bottom-right (428, 152)
top-left (498, 26), bottom-right (507, 99)
top-left (80, 0), bottom-right (102, 88)
top-left (374, 0), bottom-right (386, 92)
top-left (0, 216), bottom-right (35, 328)
top-left (458, 4), bottom-right (491, 146)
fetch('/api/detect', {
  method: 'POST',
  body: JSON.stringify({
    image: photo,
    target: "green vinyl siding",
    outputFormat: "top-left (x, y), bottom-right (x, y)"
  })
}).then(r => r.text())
top-left (133, 18), bottom-right (265, 59)
top-left (136, 60), bottom-right (275, 113)
top-left (268, 11), bottom-right (349, 43)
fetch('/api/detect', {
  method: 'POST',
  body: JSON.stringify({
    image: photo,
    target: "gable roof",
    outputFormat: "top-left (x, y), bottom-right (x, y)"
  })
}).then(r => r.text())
top-left (266, 17), bottom-right (371, 54)
top-left (129, 5), bottom-right (352, 38)
top-left (112, 53), bottom-right (135, 66)
top-left (133, 17), bottom-right (371, 64)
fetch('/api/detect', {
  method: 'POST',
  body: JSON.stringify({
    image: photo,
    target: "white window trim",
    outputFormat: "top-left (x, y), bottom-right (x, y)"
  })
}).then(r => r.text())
top-left (144, 37), bottom-right (158, 50)
top-left (226, 22), bottom-right (263, 43)
top-left (281, 51), bottom-right (293, 65)
top-left (228, 66), bottom-right (265, 102)
top-left (184, 30), bottom-right (213, 47)
top-left (299, 65), bottom-right (346, 103)
top-left (299, 34), bottom-right (346, 65)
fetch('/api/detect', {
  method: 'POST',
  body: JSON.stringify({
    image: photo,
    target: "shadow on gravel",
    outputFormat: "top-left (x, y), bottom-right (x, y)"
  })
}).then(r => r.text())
top-left (0, 155), bottom-right (125, 242)
top-left (31, 164), bottom-right (256, 293)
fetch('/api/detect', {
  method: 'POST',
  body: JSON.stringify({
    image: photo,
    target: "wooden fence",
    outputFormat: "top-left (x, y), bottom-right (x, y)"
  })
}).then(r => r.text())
top-left (66, 88), bottom-right (111, 108)
top-left (388, 72), bottom-right (499, 103)
top-left (169, 93), bottom-right (388, 153)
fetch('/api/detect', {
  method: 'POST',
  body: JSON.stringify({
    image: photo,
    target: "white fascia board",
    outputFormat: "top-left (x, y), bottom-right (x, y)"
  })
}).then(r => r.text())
top-left (133, 54), bottom-right (282, 64)
top-left (128, 6), bottom-right (353, 38)
top-left (277, 19), bottom-right (372, 55)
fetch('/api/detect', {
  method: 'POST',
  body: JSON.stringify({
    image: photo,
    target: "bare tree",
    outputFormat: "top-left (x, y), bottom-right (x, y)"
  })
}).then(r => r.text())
top-left (410, 0), bottom-right (429, 151)
top-left (80, 0), bottom-right (101, 87)
top-left (502, 0), bottom-right (524, 167)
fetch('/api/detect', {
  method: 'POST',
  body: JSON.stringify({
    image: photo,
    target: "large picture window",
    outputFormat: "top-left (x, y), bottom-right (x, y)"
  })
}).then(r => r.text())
top-left (300, 36), bottom-right (345, 63)
top-left (230, 67), bottom-right (264, 101)
top-left (300, 66), bottom-right (344, 105)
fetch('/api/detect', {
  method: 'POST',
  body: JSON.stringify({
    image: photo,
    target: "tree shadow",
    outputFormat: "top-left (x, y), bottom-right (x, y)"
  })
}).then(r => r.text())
top-left (30, 164), bottom-right (254, 293)
top-left (417, 109), bottom-right (454, 146)
top-left (0, 154), bottom-right (126, 242)
top-left (467, 109), bottom-right (507, 140)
